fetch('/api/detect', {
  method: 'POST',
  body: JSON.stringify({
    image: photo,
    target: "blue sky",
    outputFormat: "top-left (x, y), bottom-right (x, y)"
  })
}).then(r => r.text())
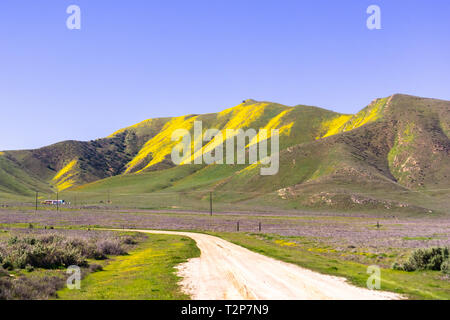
top-left (0, 0), bottom-right (449, 150)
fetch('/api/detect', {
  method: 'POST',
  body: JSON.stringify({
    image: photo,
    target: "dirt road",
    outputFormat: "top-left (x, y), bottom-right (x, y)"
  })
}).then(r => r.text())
top-left (121, 229), bottom-right (402, 300)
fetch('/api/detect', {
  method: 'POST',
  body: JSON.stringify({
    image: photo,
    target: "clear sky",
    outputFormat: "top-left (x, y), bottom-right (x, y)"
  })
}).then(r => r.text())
top-left (0, 0), bottom-right (449, 150)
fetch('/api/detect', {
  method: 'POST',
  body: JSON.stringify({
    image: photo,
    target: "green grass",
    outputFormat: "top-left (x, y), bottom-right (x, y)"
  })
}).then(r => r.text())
top-left (403, 236), bottom-right (434, 241)
top-left (0, 156), bottom-right (52, 196)
top-left (75, 165), bottom-right (203, 194)
top-left (209, 232), bottom-right (450, 300)
top-left (57, 233), bottom-right (200, 300)
top-left (2, 221), bottom-right (449, 300)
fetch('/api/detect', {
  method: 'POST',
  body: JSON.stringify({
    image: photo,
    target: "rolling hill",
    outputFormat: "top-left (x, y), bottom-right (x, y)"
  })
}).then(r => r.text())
top-left (0, 94), bottom-right (449, 213)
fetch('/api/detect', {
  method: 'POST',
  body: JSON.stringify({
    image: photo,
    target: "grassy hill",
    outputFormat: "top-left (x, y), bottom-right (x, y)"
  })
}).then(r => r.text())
top-left (1, 94), bottom-right (449, 213)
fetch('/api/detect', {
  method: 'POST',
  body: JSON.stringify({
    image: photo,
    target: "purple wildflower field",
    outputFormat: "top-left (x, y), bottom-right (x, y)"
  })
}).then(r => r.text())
top-left (0, 208), bottom-right (448, 250)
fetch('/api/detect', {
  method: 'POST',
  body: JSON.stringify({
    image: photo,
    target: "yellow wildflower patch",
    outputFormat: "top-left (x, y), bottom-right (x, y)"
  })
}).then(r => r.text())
top-left (317, 97), bottom-right (389, 139)
top-left (274, 239), bottom-right (298, 247)
top-left (126, 116), bottom-right (198, 173)
top-left (52, 159), bottom-right (78, 191)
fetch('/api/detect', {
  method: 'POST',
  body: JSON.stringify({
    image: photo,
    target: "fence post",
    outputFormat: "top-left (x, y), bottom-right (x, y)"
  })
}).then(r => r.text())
top-left (56, 192), bottom-right (59, 212)
top-left (35, 191), bottom-right (38, 213)
top-left (210, 192), bottom-right (213, 216)
top-left (259, 222), bottom-right (261, 232)
top-left (237, 221), bottom-right (240, 232)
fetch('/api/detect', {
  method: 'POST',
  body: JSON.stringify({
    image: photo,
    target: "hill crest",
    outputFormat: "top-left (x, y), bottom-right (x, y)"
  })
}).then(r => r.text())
top-left (0, 93), bottom-right (448, 214)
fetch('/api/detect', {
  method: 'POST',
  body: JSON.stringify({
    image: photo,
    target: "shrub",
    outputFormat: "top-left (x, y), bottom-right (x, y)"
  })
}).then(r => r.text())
top-left (0, 231), bottom-right (140, 300)
top-left (0, 274), bottom-right (65, 300)
top-left (23, 237), bottom-right (36, 245)
top-left (89, 264), bottom-right (103, 272)
top-left (96, 239), bottom-right (126, 256)
top-left (2, 261), bottom-right (13, 271)
top-left (122, 236), bottom-right (137, 245)
top-left (441, 259), bottom-right (450, 274)
top-left (391, 262), bottom-right (402, 270)
top-left (2, 235), bottom-right (87, 269)
top-left (1, 233), bottom-right (131, 270)
top-left (8, 236), bottom-right (18, 245)
top-left (393, 247), bottom-right (449, 273)
top-left (0, 267), bottom-right (8, 277)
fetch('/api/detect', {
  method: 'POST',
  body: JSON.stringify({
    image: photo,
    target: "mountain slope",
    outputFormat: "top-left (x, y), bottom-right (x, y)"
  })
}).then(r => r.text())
top-left (0, 153), bottom-right (52, 196)
top-left (0, 99), bottom-right (346, 193)
top-left (0, 94), bottom-right (448, 213)
top-left (73, 94), bottom-right (450, 213)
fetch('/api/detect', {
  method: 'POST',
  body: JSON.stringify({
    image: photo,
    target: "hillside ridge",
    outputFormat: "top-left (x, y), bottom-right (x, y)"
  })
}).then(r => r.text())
top-left (0, 93), bottom-right (448, 214)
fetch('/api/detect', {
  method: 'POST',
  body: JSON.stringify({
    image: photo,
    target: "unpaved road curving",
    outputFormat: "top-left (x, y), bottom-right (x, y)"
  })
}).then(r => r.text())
top-left (118, 229), bottom-right (402, 300)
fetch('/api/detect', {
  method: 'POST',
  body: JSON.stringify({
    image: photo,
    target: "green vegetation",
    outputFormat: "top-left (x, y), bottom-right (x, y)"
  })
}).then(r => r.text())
top-left (210, 232), bottom-right (450, 300)
top-left (1, 94), bottom-right (449, 214)
top-left (0, 228), bottom-right (144, 300)
top-left (1, 218), bottom-right (449, 300)
top-left (0, 156), bottom-right (52, 196)
top-left (403, 237), bottom-right (434, 241)
top-left (392, 247), bottom-right (449, 273)
top-left (57, 234), bottom-right (200, 300)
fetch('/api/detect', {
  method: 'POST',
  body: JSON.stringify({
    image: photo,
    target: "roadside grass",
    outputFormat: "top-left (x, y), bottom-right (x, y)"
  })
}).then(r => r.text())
top-left (57, 233), bottom-right (200, 300)
top-left (209, 232), bottom-right (450, 300)
top-left (2, 217), bottom-right (449, 300)
top-left (0, 226), bottom-right (147, 299)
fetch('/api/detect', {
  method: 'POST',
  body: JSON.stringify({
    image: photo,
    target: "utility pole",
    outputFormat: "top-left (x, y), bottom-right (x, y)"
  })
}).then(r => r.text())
top-left (35, 191), bottom-right (38, 213)
top-left (209, 192), bottom-right (212, 216)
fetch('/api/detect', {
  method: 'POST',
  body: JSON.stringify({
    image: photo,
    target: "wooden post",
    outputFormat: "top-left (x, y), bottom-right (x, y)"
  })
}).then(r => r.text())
top-left (210, 192), bottom-right (212, 217)
top-left (35, 192), bottom-right (38, 213)
top-left (56, 192), bottom-right (59, 212)
top-left (259, 222), bottom-right (261, 232)
top-left (237, 221), bottom-right (240, 232)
